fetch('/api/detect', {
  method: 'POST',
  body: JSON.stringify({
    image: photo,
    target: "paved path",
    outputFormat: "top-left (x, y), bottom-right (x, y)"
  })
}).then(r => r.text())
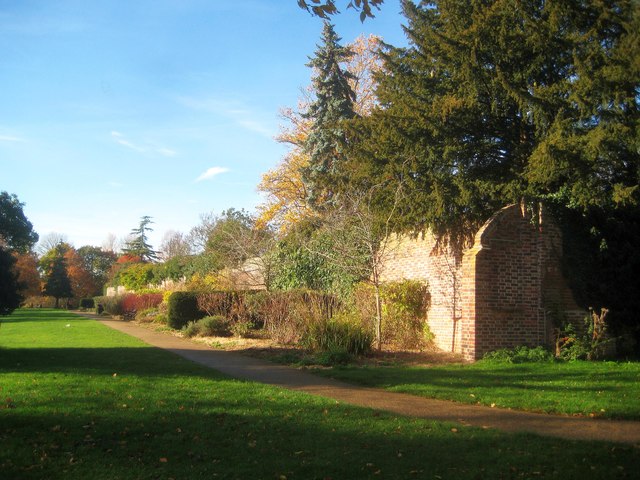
top-left (77, 313), bottom-right (640, 445)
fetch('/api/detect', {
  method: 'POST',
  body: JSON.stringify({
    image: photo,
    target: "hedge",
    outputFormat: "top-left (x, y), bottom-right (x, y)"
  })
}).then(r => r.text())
top-left (167, 291), bottom-right (205, 329)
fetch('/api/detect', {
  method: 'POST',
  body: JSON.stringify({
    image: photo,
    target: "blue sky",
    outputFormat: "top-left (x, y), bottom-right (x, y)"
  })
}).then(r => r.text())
top-left (1, 0), bottom-right (407, 251)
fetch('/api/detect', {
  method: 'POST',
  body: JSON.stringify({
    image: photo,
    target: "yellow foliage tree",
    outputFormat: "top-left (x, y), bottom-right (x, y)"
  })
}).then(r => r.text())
top-left (257, 34), bottom-right (383, 232)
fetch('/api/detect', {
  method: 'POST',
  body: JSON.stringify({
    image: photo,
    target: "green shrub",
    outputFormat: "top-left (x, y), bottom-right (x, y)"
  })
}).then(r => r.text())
top-left (230, 320), bottom-right (253, 338)
top-left (79, 298), bottom-right (95, 310)
top-left (93, 295), bottom-right (125, 316)
top-left (167, 291), bottom-right (205, 330)
top-left (301, 318), bottom-right (372, 356)
top-left (482, 345), bottom-right (555, 364)
top-left (199, 315), bottom-right (232, 337)
top-left (182, 321), bottom-right (202, 338)
top-left (353, 280), bottom-right (431, 350)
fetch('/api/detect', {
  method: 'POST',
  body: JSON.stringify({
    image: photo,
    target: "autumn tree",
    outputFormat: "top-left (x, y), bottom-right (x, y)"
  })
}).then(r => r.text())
top-left (258, 34), bottom-right (383, 232)
top-left (76, 246), bottom-right (117, 293)
top-left (123, 216), bottom-right (159, 263)
top-left (159, 230), bottom-right (192, 260)
top-left (64, 248), bottom-right (98, 299)
top-left (13, 252), bottom-right (41, 298)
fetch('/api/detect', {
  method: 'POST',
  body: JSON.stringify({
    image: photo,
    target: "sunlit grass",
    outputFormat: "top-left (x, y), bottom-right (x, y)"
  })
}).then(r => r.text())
top-left (309, 359), bottom-right (640, 419)
top-left (1, 309), bottom-right (638, 479)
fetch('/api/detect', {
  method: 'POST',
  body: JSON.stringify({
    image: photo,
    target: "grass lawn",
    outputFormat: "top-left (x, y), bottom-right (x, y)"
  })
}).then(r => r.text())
top-left (305, 358), bottom-right (640, 420)
top-left (0, 309), bottom-right (638, 479)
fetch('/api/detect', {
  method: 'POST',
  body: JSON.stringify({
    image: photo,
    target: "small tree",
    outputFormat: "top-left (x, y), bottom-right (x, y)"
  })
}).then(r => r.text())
top-left (306, 179), bottom-right (405, 349)
top-left (123, 216), bottom-right (159, 263)
top-left (42, 251), bottom-right (72, 308)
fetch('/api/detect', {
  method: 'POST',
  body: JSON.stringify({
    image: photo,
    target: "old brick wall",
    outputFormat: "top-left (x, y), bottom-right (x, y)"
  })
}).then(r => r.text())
top-left (381, 204), bottom-right (583, 360)
top-left (381, 234), bottom-right (463, 354)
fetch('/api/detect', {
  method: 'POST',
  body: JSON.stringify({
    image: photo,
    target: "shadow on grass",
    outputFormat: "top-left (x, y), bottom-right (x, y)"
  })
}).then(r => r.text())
top-left (0, 346), bottom-right (229, 380)
top-left (2, 309), bottom-right (78, 323)
top-left (2, 391), bottom-right (639, 480)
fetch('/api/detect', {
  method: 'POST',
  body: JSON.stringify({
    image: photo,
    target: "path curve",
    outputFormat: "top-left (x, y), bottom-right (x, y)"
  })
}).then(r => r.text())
top-left (77, 313), bottom-right (640, 445)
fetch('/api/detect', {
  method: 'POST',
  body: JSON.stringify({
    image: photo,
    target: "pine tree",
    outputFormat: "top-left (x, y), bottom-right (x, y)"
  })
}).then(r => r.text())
top-left (348, 0), bottom-right (639, 237)
top-left (42, 249), bottom-right (72, 308)
top-left (123, 216), bottom-right (159, 263)
top-left (303, 21), bottom-right (357, 207)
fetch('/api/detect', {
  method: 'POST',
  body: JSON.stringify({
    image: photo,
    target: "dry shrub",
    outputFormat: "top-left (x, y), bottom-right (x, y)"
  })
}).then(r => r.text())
top-left (352, 280), bottom-right (432, 350)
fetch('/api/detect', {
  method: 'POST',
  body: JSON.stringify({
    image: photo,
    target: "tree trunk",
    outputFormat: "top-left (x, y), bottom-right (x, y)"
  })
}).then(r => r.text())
top-left (374, 282), bottom-right (382, 351)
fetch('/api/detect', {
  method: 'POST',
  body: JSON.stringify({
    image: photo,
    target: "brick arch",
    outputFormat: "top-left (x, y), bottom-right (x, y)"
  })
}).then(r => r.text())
top-left (459, 204), bottom-right (581, 360)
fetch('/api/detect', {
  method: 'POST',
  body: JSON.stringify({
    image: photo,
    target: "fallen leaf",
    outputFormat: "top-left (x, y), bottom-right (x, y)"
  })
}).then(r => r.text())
top-left (159, 457), bottom-right (168, 463)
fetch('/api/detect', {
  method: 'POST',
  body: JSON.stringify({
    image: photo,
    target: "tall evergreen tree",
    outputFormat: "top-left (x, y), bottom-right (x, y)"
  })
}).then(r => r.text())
top-left (42, 245), bottom-right (72, 308)
top-left (123, 216), bottom-right (159, 263)
top-left (303, 21), bottom-right (357, 207)
top-left (347, 0), bottom-right (639, 236)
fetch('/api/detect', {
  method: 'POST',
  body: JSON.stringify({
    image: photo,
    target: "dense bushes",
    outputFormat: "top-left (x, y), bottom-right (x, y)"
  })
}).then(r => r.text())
top-left (353, 280), bottom-right (432, 350)
top-left (167, 291), bottom-right (205, 329)
top-left (301, 318), bottom-right (372, 356)
top-left (79, 298), bottom-right (95, 309)
top-left (94, 293), bottom-right (163, 319)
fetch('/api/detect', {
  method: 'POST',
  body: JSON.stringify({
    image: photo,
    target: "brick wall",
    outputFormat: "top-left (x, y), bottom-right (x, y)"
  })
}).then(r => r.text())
top-left (381, 204), bottom-right (584, 360)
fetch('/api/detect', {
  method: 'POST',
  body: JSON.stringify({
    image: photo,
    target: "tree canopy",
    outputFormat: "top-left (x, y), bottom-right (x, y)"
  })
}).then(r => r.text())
top-left (123, 216), bottom-right (159, 263)
top-left (346, 0), bottom-right (639, 238)
top-left (297, 0), bottom-right (384, 21)
top-left (0, 191), bottom-right (39, 253)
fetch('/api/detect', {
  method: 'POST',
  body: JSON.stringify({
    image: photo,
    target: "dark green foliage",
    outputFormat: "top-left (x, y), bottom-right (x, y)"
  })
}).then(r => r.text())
top-left (0, 248), bottom-right (22, 316)
top-left (182, 315), bottom-right (231, 338)
top-left (79, 298), bottom-right (95, 309)
top-left (122, 216), bottom-right (159, 263)
top-left (0, 191), bottom-right (38, 315)
top-left (0, 191), bottom-right (39, 253)
top-left (167, 291), bottom-right (205, 329)
top-left (42, 251), bottom-right (72, 308)
top-left (482, 346), bottom-right (555, 364)
top-left (303, 21), bottom-right (356, 207)
top-left (271, 222), bottom-right (362, 296)
top-left (552, 203), bottom-right (640, 344)
top-left (348, 0), bottom-right (639, 237)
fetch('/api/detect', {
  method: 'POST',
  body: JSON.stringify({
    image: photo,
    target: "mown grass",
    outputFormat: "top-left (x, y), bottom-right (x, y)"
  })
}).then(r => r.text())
top-left (1, 309), bottom-right (638, 479)
top-left (307, 359), bottom-right (640, 420)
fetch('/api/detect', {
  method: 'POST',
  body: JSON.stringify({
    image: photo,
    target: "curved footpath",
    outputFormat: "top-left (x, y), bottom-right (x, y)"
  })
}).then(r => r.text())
top-left (76, 313), bottom-right (640, 445)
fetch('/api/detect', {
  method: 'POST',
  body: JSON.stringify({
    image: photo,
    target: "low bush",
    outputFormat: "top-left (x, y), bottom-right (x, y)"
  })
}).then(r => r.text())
top-left (353, 280), bottom-right (432, 350)
top-left (181, 316), bottom-right (232, 338)
top-left (482, 345), bottom-right (555, 364)
top-left (94, 295), bottom-right (125, 316)
top-left (167, 291), bottom-right (205, 330)
top-left (230, 320), bottom-right (252, 338)
top-left (301, 318), bottom-right (373, 356)
top-left (79, 298), bottom-right (95, 310)
top-left (121, 293), bottom-right (163, 319)
top-left (22, 296), bottom-right (57, 308)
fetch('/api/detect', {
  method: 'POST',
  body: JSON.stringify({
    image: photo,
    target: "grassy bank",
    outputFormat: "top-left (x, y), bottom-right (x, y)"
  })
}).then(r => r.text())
top-left (307, 360), bottom-right (640, 420)
top-left (1, 309), bottom-right (638, 479)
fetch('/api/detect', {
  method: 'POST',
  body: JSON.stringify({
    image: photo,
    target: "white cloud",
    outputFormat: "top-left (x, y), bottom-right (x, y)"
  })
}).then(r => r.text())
top-left (178, 96), bottom-right (275, 138)
top-left (0, 134), bottom-right (25, 143)
top-left (195, 166), bottom-right (230, 182)
top-left (156, 147), bottom-right (177, 157)
top-left (110, 131), bottom-right (177, 157)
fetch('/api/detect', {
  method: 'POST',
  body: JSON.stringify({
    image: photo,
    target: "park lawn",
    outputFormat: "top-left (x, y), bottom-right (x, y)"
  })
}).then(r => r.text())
top-left (0, 310), bottom-right (638, 480)
top-left (307, 358), bottom-right (640, 420)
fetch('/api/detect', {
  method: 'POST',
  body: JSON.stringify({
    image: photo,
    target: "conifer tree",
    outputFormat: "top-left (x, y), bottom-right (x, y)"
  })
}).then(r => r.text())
top-left (123, 216), bottom-right (159, 263)
top-left (303, 21), bottom-right (357, 207)
top-left (42, 245), bottom-right (72, 308)
top-left (348, 0), bottom-right (639, 236)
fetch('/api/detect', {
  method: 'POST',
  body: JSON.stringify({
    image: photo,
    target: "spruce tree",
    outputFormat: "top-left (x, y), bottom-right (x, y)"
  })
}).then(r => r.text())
top-left (303, 21), bottom-right (357, 207)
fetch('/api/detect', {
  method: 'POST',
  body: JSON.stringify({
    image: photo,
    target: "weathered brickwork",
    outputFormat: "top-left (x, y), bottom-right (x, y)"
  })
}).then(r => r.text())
top-left (381, 204), bottom-right (583, 360)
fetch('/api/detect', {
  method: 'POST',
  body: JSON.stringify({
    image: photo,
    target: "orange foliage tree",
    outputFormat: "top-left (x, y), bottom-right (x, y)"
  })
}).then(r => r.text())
top-left (257, 34), bottom-right (383, 232)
